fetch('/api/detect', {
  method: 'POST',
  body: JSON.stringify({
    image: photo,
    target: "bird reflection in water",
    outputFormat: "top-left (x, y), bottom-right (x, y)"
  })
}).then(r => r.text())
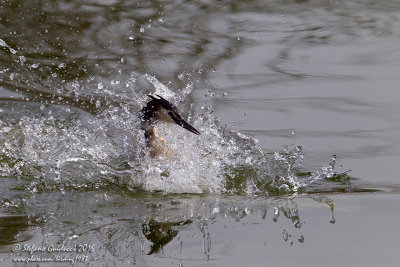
top-left (142, 219), bottom-right (192, 255)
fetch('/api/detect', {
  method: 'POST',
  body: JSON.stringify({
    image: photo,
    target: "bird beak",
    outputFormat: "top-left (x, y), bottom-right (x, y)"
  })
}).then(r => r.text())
top-left (177, 119), bottom-right (201, 135)
top-left (178, 120), bottom-right (200, 135)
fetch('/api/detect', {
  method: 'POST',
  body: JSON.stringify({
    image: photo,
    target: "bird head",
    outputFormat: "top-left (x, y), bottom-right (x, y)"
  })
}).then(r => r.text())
top-left (142, 95), bottom-right (200, 135)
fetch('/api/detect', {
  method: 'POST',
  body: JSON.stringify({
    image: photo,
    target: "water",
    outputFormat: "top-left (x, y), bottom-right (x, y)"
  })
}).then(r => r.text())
top-left (1, 0), bottom-right (400, 266)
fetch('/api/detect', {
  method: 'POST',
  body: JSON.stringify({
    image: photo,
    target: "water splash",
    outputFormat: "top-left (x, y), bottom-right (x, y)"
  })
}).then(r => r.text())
top-left (0, 75), bottom-right (348, 196)
top-left (0, 38), bottom-right (17, 55)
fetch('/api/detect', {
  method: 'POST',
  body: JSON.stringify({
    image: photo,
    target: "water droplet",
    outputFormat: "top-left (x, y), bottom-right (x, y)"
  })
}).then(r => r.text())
top-left (31, 63), bottom-right (39, 69)
top-left (330, 207), bottom-right (336, 224)
top-left (51, 73), bottom-right (58, 78)
top-left (139, 27), bottom-right (145, 33)
top-left (97, 82), bottom-right (104, 90)
top-left (273, 207), bottom-right (279, 222)
top-left (282, 229), bottom-right (288, 241)
top-left (128, 36), bottom-right (135, 40)
top-left (19, 56), bottom-right (26, 65)
top-left (294, 220), bottom-right (302, 228)
top-left (58, 63), bottom-right (65, 69)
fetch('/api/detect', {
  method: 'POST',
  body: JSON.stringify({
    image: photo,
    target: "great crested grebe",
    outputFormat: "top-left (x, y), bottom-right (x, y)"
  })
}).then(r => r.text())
top-left (140, 95), bottom-right (200, 157)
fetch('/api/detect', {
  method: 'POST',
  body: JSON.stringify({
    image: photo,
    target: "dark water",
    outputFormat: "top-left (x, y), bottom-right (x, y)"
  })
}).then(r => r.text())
top-left (1, 0), bottom-right (400, 266)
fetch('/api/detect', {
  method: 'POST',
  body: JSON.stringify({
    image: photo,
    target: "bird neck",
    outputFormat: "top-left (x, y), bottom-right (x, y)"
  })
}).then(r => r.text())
top-left (142, 124), bottom-right (172, 158)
